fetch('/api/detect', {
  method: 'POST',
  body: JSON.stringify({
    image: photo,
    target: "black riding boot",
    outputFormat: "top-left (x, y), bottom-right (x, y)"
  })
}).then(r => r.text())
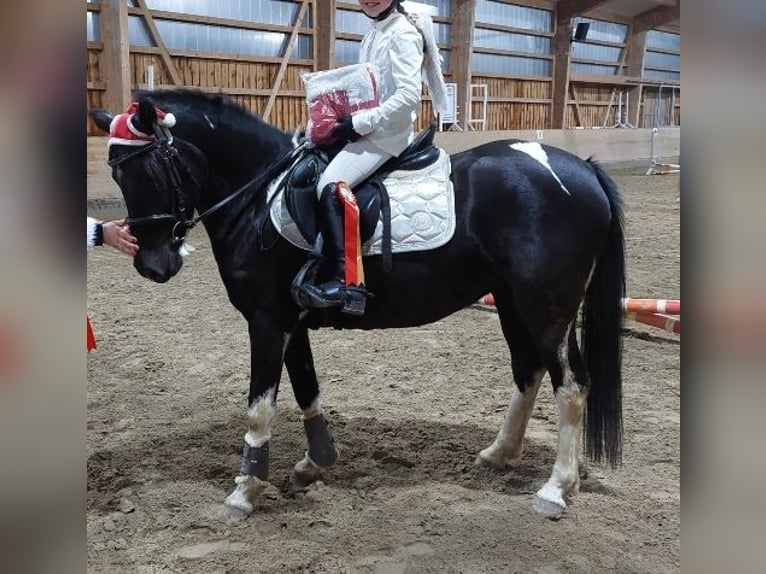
top-left (300, 183), bottom-right (348, 308)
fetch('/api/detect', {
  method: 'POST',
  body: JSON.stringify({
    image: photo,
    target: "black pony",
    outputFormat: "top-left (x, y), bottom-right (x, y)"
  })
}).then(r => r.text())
top-left (92, 90), bottom-right (625, 519)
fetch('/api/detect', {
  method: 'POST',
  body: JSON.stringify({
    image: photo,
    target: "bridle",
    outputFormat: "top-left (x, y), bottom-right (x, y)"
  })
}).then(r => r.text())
top-left (108, 135), bottom-right (197, 249)
top-left (108, 130), bottom-right (307, 250)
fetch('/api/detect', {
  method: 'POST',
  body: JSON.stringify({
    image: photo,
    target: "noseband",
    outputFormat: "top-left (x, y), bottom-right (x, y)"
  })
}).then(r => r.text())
top-left (108, 132), bottom-right (307, 250)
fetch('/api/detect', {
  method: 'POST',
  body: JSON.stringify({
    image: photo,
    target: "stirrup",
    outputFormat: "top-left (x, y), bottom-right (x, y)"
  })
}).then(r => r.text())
top-left (341, 286), bottom-right (371, 316)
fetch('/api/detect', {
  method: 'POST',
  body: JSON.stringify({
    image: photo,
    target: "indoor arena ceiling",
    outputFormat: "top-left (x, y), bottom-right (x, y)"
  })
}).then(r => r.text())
top-left (556, 0), bottom-right (680, 31)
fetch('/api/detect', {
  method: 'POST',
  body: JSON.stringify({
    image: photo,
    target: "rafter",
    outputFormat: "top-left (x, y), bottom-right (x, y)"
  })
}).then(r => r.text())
top-left (633, 1), bottom-right (681, 34)
top-left (134, 0), bottom-right (182, 85)
top-left (556, 0), bottom-right (610, 23)
top-left (262, 0), bottom-right (310, 122)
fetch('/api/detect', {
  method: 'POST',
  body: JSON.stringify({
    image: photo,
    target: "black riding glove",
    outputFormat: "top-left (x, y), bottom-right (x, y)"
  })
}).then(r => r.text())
top-left (331, 116), bottom-right (361, 143)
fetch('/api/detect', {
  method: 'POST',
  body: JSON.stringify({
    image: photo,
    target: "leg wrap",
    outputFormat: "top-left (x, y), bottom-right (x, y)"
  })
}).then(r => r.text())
top-left (304, 414), bottom-right (338, 468)
top-left (239, 442), bottom-right (269, 480)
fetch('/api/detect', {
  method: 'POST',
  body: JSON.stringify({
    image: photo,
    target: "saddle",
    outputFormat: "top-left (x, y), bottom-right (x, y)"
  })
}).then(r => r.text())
top-left (281, 124), bottom-right (440, 252)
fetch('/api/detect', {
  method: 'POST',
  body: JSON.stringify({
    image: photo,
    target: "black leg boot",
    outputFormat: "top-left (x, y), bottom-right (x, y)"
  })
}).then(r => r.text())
top-left (300, 183), bottom-right (347, 308)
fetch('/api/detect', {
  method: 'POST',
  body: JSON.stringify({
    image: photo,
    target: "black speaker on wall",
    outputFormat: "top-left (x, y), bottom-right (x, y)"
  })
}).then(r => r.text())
top-left (573, 22), bottom-right (590, 42)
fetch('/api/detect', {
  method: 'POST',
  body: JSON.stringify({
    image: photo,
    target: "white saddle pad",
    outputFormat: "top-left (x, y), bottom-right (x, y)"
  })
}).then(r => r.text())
top-left (269, 148), bottom-right (455, 255)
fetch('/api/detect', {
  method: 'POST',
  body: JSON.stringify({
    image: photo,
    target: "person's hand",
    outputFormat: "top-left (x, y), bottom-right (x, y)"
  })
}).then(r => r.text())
top-left (102, 219), bottom-right (138, 257)
top-left (331, 116), bottom-right (361, 143)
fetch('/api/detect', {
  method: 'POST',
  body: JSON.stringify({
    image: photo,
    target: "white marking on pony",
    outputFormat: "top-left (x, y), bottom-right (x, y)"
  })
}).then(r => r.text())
top-left (510, 142), bottom-right (571, 195)
top-left (479, 369), bottom-right (545, 466)
top-left (245, 387), bottom-right (276, 447)
top-left (302, 397), bottom-right (322, 420)
top-left (179, 242), bottom-right (196, 258)
top-left (225, 328), bottom-right (289, 516)
top-left (291, 126), bottom-right (303, 148)
top-left (224, 475), bottom-right (270, 515)
top-left (534, 322), bottom-right (584, 517)
top-left (203, 114), bottom-right (216, 129)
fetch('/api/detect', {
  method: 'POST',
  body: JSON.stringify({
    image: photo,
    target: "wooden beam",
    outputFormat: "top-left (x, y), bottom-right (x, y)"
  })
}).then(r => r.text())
top-left (474, 21), bottom-right (554, 38)
top-left (556, 0), bottom-right (610, 23)
top-left (130, 46), bottom-right (315, 67)
top-left (625, 29), bottom-right (645, 127)
top-left (100, 0), bottom-right (131, 112)
top-left (473, 47), bottom-right (553, 60)
top-left (633, 2), bottom-right (681, 34)
top-left (315, 0), bottom-right (335, 70)
top-left (134, 85), bottom-right (307, 98)
top-left (570, 73), bottom-right (640, 85)
top-left (126, 7), bottom-right (313, 35)
top-left (551, 18), bottom-right (573, 128)
top-left (451, 0), bottom-right (476, 130)
top-left (134, 0), bottom-right (183, 85)
top-left (262, 0), bottom-right (310, 122)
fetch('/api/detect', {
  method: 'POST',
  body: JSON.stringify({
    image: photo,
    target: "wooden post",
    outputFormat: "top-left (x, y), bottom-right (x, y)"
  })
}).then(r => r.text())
top-left (451, 0), bottom-right (476, 130)
top-left (315, 0), bottom-right (335, 71)
top-left (551, 17), bottom-right (573, 129)
top-left (100, 0), bottom-right (131, 111)
top-left (626, 29), bottom-right (647, 127)
top-left (263, 0), bottom-right (310, 122)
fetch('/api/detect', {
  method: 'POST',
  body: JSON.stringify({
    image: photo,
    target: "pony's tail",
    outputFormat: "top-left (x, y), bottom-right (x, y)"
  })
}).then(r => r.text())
top-left (582, 159), bottom-right (626, 468)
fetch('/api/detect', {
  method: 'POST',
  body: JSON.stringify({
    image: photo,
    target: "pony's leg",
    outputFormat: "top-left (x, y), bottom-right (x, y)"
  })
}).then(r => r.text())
top-left (223, 315), bottom-right (286, 518)
top-left (476, 292), bottom-right (545, 467)
top-left (530, 318), bottom-right (589, 519)
top-left (283, 327), bottom-right (338, 486)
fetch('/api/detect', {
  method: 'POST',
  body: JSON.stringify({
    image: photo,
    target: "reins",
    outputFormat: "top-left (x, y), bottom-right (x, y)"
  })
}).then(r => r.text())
top-left (191, 140), bottom-right (306, 228)
top-left (109, 132), bottom-right (307, 246)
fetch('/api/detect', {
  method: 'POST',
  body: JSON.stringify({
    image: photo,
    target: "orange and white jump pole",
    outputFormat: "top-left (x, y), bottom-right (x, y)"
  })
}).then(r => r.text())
top-left (621, 298), bottom-right (680, 315)
top-left (476, 294), bottom-right (680, 335)
top-left (627, 312), bottom-right (681, 335)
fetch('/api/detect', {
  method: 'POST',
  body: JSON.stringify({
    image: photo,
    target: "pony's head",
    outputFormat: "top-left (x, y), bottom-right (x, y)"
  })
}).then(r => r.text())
top-left (92, 98), bottom-right (207, 283)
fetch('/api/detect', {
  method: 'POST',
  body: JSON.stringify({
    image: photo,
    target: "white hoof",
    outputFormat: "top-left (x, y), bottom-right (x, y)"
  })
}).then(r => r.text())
top-left (223, 475), bottom-right (268, 517)
top-left (218, 504), bottom-right (250, 522)
top-left (474, 453), bottom-right (504, 469)
top-left (533, 484), bottom-right (567, 519)
top-left (292, 453), bottom-right (322, 487)
top-left (475, 444), bottom-right (519, 469)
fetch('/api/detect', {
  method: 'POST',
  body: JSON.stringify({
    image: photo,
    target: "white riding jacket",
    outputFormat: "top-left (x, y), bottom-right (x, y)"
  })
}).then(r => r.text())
top-left (351, 12), bottom-right (424, 157)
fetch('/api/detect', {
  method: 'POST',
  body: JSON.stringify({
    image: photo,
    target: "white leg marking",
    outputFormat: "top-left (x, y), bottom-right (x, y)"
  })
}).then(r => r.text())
top-left (224, 386), bottom-right (278, 515)
top-left (534, 325), bottom-right (584, 518)
top-left (245, 387), bottom-right (277, 447)
top-left (302, 397), bottom-right (322, 420)
top-left (510, 142), bottom-right (571, 195)
top-left (224, 475), bottom-right (270, 516)
top-left (478, 370), bottom-right (545, 467)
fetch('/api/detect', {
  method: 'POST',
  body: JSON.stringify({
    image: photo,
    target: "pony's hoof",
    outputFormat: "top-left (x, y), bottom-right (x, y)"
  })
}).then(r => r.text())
top-left (532, 493), bottom-right (566, 520)
top-left (474, 447), bottom-right (514, 470)
top-left (218, 504), bottom-right (250, 522)
top-left (292, 454), bottom-right (323, 487)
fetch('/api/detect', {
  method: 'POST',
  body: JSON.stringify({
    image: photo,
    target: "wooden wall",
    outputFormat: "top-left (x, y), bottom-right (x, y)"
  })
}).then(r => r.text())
top-left (471, 76), bottom-right (552, 130)
top-left (87, 0), bottom-right (680, 135)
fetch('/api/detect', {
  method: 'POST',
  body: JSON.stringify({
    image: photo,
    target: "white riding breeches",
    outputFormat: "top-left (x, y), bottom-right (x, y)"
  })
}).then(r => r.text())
top-left (317, 139), bottom-right (393, 198)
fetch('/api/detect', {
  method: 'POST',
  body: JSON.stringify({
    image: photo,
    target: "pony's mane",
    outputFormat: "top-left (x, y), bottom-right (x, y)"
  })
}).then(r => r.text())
top-left (133, 88), bottom-right (292, 159)
top-left (133, 88), bottom-right (291, 176)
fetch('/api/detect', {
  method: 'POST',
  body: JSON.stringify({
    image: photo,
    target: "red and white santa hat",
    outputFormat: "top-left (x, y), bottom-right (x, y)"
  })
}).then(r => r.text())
top-left (108, 102), bottom-right (176, 149)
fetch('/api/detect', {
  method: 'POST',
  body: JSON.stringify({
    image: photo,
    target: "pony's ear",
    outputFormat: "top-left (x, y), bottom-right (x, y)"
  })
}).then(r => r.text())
top-left (90, 109), bottom-right (114, 134)
top-left (135, 99), bottom-right (158, 133)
